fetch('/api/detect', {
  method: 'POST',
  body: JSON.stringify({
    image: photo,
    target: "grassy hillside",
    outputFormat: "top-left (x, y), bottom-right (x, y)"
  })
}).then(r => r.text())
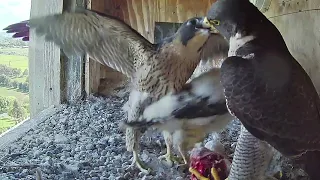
top-left (0, 54), bottom-right (28, 70)
top-left (0, 46), bottom-right (29, 133)
top-left (0, 117), bottom-right (16, 133)
top-left (0, 87), bottom-right (29, 102)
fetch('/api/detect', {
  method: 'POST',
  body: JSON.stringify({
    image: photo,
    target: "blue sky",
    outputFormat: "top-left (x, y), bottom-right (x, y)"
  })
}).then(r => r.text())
top-left (0, 0), bottom-right (31, 30)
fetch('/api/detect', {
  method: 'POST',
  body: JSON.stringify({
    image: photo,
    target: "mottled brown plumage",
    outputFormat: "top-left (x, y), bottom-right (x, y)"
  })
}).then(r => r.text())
top-left (27, 8), bottom-right (229, 173)
top-left (124, 67), bottom-right (233, 170)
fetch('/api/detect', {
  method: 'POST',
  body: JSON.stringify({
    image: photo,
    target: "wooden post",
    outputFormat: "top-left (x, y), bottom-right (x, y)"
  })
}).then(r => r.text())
top-left (60, 0), bottom-right (86, 103)
top-left (29, 0), bottom-right (63, 117)
top-left (85, 0), bottom-right (101, 96)
top-left (262, 0), bottom-right (320, 92)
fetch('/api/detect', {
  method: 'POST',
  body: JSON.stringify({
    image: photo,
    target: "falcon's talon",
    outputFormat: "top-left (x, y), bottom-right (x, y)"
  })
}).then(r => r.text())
top-left (158, 152), bottom-right (183, 167)
top-left (132, 158), bottom-right (151, 174)
top-left (211, 167), bottom-right (221, 180)
top-left (177, 163), bottom-right (189, 173)
top-left (131, 151), bottom-right (151, 174)
top-left (189, 167), bottom-right (210, 180)
top-left (189, 167), bottom-right (224, 180)
top-left (271, 170), bottom-right (283, 180)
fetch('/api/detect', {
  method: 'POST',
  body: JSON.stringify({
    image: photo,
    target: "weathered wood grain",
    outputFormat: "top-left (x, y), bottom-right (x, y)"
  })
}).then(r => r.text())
top-left (262, 0), bottom-right (320, 92)
top-left (29, 0), bottom-right (63, 117)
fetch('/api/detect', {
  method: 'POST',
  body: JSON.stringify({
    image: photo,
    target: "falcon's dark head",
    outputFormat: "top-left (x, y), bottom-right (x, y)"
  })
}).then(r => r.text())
top-left (204, 0), bottom-right (266, 40)
top-left (173, 17), bottom-right (219, 48)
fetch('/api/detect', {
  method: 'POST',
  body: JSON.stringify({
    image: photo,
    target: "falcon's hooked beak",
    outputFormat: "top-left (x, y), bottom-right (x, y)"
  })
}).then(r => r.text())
top-left (202, 17), bottom-right (220, 34)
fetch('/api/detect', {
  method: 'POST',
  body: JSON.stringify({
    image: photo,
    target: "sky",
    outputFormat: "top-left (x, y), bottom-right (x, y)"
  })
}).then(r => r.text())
top-left (0, 0), bottom-right (31, 30)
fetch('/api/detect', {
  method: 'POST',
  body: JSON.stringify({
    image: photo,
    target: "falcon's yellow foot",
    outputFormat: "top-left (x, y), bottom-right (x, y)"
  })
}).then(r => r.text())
top-left (189, 167), bottom-right (210, 180)
top-left (273, 171), bottom-right (283, 179)
top-left (211, 167), bottom-right (221, 180)
top-left (264, 170), bottom-right (283, 180)
top-left (189, 167), bottom-right (222, 180)
top-left (158, 152), bottom-right (183, 167)
top-left (131, 151), bottom-right (151, 174)
top-left (177, 163), bottom-right (189, 173)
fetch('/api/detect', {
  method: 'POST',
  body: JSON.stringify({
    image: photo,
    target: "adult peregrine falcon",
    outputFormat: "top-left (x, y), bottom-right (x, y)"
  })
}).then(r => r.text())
top-left (4, 8), bottom-right (231, 173)
top-left (203, 0), bottom-right (320, 179)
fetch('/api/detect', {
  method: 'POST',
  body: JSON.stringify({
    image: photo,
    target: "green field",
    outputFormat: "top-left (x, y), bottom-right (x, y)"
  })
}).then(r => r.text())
top-left (0, 87), bottom-right (29, 102)
top-left (0, 47), bottom-right (30, 133)
top-left (0, 117), bottom-right (16, 133)
top-left (0, 54), bottom-right (28, 71)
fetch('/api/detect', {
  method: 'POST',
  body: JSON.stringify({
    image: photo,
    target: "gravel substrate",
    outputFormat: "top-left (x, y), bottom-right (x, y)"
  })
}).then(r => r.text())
top-left (0, 92), bottom-right (310, 180)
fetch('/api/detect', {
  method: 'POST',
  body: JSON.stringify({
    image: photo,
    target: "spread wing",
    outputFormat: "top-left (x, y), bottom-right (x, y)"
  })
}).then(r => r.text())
top-left (26, 8), bottom-right (155, 78)
top-left (200, 33), bottom-right (229, 64)
top-left (220, 55), bottom-right (320, 156)
top-left (124, 68), bottom-right (229, 128)
top-left (3, 20), bottom-right (30, 41)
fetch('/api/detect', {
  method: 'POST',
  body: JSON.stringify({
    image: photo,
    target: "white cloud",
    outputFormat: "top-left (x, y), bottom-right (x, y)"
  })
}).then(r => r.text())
top-left (0, 0), bottom-right (31, 30)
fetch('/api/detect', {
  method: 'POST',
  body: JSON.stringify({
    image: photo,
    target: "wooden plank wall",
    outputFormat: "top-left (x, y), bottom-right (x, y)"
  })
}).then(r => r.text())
top-left (29, 0), bottom-right (86, 118)
top-left (88, 0), bottom-right (216, 95)
top-left (262, 0), bottom-right (320, 92)
top-left (92, 0), bottom-right (216, 41)
top-left (60, 0), bottom-right (86, 104)
top-left (85, 0), bottom-right (103, 95)
top-left (29, 0), bottom-right (63, 117)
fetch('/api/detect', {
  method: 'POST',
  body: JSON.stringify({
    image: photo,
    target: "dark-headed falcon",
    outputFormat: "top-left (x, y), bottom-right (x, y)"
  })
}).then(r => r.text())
top-left (202, 0), bottom-right (320, 179)
top-left (4, 8), bottom-right (231, 173)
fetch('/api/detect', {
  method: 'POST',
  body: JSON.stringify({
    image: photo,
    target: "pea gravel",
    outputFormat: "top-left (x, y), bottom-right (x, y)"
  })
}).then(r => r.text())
top-left (0, 92), bottom-right (310, 180)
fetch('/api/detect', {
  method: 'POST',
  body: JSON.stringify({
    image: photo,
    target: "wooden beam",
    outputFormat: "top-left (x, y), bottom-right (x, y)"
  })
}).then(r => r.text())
top-left (262, 0), bottom-right (320, 92)
top-left (60, 0), bottom-right (86, 103)
top-left (84, 0), bottom-right (102, 96)
top-left (29, 0), bottom-right (63, 117)
top-left (93, 0), bottom-right (216, 42)
top-left (263, 0), bottom-right (320, 18)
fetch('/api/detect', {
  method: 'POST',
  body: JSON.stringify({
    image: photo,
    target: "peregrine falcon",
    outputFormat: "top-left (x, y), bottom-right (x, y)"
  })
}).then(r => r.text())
top-left (124, 68), bottom-right (234, 170)
top-left (5, 8), bottom-right (232, 173)
top-left (203, 0), bottom-right (320, 179)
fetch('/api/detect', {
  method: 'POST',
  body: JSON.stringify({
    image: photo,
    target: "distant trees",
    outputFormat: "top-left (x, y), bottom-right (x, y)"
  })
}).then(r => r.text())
top-left (0, 65), bottom-right (29, 93)
top-left (0, 96), bottom-right (11, 113)
top-left (0, 35), bottom-right (28, 47)
top-left (0, 74), bottom-right (10, 86)
top-left (23, 69), bottom-right (28, 76)
top-left (0, 95), bottom-right (29, 122)
top-left (8, 99), bottom-right (27, 120)
top-left (11, 80), bottom-right (18, 89)
top-left (0, 65), bottom-right (22, 77)
top-left (18, 82), bottom-right (29, 93)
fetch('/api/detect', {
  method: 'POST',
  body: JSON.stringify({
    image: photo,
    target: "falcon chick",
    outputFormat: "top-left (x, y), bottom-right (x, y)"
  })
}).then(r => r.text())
top-left (6, 8), bottom-right (231, 173)
top-left (204, 0), bottom-right (320, 179)
top-left (124, 68), bottom-right (234, 171)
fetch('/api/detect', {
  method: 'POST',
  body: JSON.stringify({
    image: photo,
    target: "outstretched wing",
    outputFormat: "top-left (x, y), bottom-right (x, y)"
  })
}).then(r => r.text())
top-left (3, 20), bottom-right (30, 41)
top-left (124, 68), bottom-right (229, 128)
top-left (19, 8), bottom-right (154, 78)
top-left (200, 33), bottom-right (229, 65)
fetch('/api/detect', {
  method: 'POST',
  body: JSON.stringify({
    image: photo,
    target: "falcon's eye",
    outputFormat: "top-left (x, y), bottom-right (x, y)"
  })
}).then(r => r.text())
top-left (188, 19), bottom-right (198, 26)
top-left (209, 19), bottom-right (220, 26)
